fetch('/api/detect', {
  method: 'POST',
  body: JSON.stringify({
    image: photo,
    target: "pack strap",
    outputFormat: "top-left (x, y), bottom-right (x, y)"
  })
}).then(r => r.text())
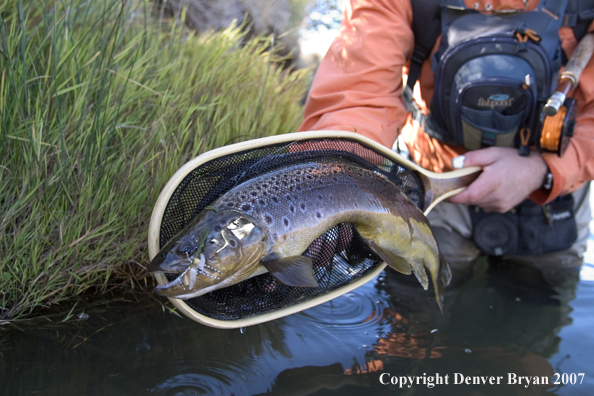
top-left (441, 0), bottom-right (592, 32)
top-left (406, 0), bottom-right (442, 91)
top-left (440, 0), bottom-right (569, 16)
top-left (563, 10), bottom-right (594, 27)
top-left (537, 0), bottom-right (569, 20)
top-left (564, 0), bottom-right (594, 41)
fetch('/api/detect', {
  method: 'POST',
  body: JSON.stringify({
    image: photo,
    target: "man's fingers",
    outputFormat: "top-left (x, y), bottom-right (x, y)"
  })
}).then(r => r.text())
top-left (452, 147), bottom-right (499, 168)
top-left (448, 172), bottom-right (497, 205)
top-left (448, 170), bottom-right (515, 212)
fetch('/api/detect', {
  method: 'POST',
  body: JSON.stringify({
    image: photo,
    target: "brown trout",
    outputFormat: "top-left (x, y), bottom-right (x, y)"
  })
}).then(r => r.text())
top-left (148, 162), bottom-right (451, 310)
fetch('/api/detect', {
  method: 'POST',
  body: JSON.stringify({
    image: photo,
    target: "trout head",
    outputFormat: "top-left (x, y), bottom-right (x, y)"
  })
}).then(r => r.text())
top-left (148, 209), bottom-right (267, 299)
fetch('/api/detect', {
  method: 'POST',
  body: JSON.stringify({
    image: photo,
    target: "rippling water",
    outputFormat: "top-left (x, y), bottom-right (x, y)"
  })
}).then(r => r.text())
top-left (2, 258), bottom-right (594, 395)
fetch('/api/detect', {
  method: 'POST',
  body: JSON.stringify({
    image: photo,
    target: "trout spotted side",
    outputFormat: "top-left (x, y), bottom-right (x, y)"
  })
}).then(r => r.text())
top-left (148, 162), bottom-right (451, 310)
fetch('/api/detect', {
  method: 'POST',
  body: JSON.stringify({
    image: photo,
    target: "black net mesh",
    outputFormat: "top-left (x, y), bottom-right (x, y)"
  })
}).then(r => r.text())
top-left (158, 137), bottom-right (423, 321)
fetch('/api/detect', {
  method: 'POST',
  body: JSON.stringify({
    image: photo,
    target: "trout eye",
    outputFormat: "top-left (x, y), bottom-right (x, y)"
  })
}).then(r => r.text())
top-left (177, 242), bottom-right (195, 256)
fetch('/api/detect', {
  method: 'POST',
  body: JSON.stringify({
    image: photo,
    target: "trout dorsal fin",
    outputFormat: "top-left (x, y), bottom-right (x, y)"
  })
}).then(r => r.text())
top-left (261, 253), bottom-right (319, 287)
top-left (364, 239), bottom-right (412, 276)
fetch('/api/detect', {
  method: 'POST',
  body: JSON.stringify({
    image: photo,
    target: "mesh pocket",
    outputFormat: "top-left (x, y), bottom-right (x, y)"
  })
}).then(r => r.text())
top-left (159, 137), bottom-right (423, 321)
top-left (461, 106), bottom-right (524, 131)
top-left (460, 106), bottom-right (524, 149)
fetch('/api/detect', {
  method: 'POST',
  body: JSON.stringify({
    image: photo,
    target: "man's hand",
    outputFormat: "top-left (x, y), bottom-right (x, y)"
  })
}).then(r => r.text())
top-left (447, 147), bottom-right (548, 213)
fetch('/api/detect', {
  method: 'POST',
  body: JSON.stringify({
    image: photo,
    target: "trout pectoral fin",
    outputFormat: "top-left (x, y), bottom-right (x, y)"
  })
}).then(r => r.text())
top-left (261, 254), bottom-right (319, 288)
top-left (364, 239), bottom-right (412, 276)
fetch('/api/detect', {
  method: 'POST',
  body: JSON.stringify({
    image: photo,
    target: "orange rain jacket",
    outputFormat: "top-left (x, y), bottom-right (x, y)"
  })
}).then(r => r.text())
top-left (298, 0), bottom-right (594, 205)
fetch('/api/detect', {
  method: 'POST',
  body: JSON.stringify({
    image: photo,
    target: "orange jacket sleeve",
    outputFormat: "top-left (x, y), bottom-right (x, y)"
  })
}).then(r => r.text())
top-left (298, 0), bottom-right (413, 149)
top-left (534, 22), bottom-right (594, 203)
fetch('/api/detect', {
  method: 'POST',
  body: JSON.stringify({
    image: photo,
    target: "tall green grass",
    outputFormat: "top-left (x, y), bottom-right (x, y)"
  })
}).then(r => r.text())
top-left (0, 0), bottom-right (309, 321)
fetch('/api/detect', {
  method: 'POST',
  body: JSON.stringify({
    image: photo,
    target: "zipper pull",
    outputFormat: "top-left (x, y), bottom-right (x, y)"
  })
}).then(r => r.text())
top-left (543, 205), bottom-right (553, 225)
top-left (515, 28), bottom-right (540, 52)
top-left (523, 74), bottom-right (531, 89)
top-left (518, 127), bottom-right (531, 157)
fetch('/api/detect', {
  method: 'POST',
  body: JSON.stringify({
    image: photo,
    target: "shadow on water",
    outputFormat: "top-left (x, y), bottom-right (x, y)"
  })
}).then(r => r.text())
top-left (1, 257), bottom-right (593, 396)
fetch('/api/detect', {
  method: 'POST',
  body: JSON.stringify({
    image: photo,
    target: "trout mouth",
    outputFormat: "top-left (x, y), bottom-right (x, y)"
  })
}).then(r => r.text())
top-left (154, 253), bottom-right (224, 296)
top-left (148, 252), bottom-right (192, 274)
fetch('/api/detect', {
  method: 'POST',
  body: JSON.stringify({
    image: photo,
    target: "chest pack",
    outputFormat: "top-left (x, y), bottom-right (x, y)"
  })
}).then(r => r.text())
top-left (407, 0), bottom-right (594, 155)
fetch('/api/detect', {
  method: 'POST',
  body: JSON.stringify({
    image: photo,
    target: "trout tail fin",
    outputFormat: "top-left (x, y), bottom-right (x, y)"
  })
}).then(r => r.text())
top-left (434, 254), bottom-right (452, 313)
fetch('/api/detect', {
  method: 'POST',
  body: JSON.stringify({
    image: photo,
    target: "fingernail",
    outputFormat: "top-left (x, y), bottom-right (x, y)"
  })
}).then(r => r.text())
top-left (452, 155), bottom-right (465, 169)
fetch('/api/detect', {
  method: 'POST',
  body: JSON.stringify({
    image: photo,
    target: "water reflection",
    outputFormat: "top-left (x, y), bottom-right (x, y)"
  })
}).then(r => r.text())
top-left (347, 257), bottom-right (580, 395)
top-left (1, 258), bottom-right (593, 395)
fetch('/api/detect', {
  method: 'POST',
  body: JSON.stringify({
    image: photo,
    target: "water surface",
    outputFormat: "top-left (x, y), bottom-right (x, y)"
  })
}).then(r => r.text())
top-left (2, 256), bottom-right (593, 395)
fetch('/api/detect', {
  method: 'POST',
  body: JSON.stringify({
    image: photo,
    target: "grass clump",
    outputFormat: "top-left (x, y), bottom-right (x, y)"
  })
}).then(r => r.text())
top-left (0, 0), bottom-right (310, 321)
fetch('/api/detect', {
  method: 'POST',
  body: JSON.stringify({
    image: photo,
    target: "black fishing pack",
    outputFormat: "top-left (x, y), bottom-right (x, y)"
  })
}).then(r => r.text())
top-left (407, 0), bottom-right (594, 155)
top-left (406, 0), bottom-right (593, 255)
